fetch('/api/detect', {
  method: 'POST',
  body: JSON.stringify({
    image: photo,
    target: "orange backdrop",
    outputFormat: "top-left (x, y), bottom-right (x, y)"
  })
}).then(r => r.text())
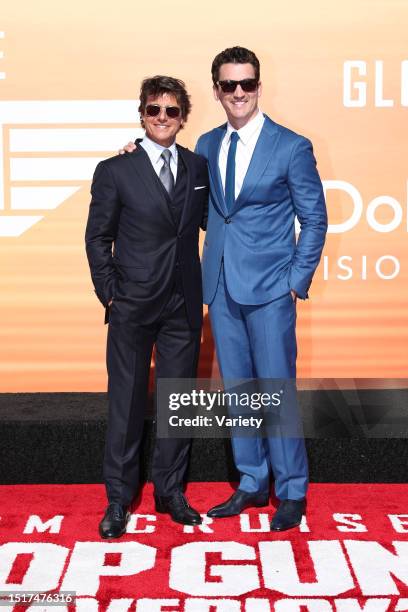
top-left (1, 0), bottom-right (407, 391)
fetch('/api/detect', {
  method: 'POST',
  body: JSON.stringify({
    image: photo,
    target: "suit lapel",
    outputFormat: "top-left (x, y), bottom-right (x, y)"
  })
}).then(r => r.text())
top-left (127, 145), bottom-right (176, 227)
top-left (177, 145), bottom-right (193, 231)
top-left (232, 116), bottom-right (281, 214)
top-left (208, 126), bottom-right (228, 216)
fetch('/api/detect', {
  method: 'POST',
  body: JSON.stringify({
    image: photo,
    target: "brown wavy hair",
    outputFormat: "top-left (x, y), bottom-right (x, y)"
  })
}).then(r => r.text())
top-left (211, 46), bottom-right (260, 85)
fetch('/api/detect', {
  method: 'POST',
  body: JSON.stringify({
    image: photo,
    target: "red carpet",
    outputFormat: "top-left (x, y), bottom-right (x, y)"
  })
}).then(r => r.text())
top-left (0, 483), bottom-right (408, 610)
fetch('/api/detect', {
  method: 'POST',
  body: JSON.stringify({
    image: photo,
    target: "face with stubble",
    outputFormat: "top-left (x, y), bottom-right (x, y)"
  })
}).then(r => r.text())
top-left (213, 62), bottom-right (262, 130)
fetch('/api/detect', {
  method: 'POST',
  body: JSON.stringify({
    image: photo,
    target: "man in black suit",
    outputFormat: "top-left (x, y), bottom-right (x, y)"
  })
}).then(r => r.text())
top-left (85, 76), bottom-right (209, 538)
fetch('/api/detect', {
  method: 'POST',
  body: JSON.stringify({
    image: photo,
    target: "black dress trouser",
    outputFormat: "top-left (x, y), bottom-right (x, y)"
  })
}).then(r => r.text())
top-left (104, 286), bottom-right (201, 505)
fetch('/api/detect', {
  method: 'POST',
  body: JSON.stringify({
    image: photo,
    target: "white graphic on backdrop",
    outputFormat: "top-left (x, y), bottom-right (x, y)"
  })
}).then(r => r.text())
top-left (0, 100), bottom-right (142, 237)
top-left (0, 31), bottom-right (5, 80)
top-left (343, 60), bottom-right (408, 107)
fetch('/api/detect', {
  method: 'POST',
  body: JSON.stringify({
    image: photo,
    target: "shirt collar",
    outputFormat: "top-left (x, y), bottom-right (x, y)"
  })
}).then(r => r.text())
top-left (141, 134), bottom-right (178, 164)
top-left (226, 109), bottom-right (264, 145)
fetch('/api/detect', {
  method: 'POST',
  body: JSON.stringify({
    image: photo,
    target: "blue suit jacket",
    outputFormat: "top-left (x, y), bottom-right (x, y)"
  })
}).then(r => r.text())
top-left (195, 115), bottom-right (328, 305)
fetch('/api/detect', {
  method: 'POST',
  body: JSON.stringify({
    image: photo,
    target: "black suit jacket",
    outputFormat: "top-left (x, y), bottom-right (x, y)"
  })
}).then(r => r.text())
top-left (85, 144), bottom-right (209, 329)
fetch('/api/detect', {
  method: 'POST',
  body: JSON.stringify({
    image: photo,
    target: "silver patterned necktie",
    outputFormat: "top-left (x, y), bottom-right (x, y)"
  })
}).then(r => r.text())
top-left (159, 149), bottom-right (175, 196)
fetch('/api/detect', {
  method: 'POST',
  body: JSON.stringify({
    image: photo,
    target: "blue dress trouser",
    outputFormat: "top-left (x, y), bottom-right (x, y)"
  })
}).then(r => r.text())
top-left (209, 266), bottom-right (308, 500)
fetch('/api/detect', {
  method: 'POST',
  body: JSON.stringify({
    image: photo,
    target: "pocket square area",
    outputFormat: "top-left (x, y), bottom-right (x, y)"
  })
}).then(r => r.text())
top-left (194, 185), bottom-right (207, 190)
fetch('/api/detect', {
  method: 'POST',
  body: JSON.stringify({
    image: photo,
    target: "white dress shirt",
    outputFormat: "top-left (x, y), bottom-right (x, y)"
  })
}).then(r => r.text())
top-left (139, 135), bottom-right (178, 183)
top-left (219, 109), bottom-right (265, 199)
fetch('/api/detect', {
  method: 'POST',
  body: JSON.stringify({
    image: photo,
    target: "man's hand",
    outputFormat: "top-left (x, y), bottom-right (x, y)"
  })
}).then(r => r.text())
top-left (290, 290), bottom-right (297, 303)
top-left (119, 141), bottom-right (137, 155)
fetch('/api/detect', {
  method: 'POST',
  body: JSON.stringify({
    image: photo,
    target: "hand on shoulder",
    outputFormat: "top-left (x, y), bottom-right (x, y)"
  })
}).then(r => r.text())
top-left (119, 141), bottom-right (137, 155)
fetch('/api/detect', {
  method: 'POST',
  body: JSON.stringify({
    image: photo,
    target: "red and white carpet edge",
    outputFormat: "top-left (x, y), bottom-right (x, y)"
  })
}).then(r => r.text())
top-left (0, 483), bottom-right (408, 611)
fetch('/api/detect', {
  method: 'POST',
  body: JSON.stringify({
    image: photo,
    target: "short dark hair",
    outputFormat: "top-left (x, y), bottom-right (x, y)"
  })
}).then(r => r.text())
top-left (138, 75), bottom-right (191, 129)
top-left (211, 46), bottom-right (260, 85)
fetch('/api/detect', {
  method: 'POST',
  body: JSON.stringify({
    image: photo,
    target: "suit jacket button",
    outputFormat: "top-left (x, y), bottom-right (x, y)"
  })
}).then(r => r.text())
top-left (225, 217), bottom-right (231, 224)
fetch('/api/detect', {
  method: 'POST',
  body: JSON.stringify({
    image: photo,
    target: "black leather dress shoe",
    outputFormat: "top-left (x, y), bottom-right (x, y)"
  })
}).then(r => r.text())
top-left (99, 503), bottom-right (129, 539)
top-left (270, 499), bottom-right (306, 531)
top-left (207, 490), bottom-right (269, 518)
top-left (155, 490), bottom-right (202, 525)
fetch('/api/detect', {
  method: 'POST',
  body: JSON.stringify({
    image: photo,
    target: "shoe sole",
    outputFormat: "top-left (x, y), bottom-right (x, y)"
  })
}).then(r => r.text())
top-left (156, 502), bottom-right (203, 525)
top-left (155, 505), bottom-right (202, 526)
top-left (270, 518), bottom-right (303, 532)
top-left (99, 528), bottom-right (127, 539)
top-left (99, 512), bottom-right (130, 539)
top-left (207, 499), bottom-right (270, 518)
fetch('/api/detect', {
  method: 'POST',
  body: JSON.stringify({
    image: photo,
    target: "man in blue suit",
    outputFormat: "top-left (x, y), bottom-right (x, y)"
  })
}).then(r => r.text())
top-left (120, 47), bottom-right (327, 530)
top-left (195, 46), bottom-right (327, 531)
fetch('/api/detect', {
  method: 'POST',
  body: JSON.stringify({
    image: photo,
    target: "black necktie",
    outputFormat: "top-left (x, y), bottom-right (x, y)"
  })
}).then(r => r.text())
top-left (159, 149), bottom-right (175, 196)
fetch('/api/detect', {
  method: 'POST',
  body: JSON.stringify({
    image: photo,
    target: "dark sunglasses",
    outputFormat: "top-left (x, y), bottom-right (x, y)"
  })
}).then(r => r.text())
top-left (217, 78), bottom-right (259, 93)
top-left (145, 104), bottom-right (181, 119)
